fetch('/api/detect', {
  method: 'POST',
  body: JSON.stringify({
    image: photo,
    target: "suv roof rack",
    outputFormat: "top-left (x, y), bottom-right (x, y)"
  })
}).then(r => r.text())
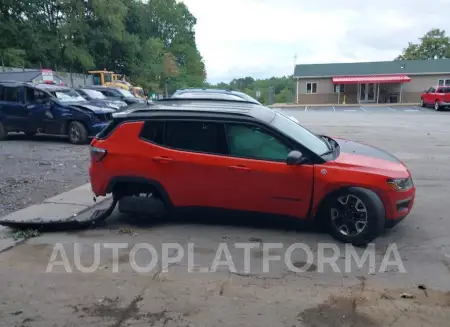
top-left (157, 97), bottom-right (258, 105)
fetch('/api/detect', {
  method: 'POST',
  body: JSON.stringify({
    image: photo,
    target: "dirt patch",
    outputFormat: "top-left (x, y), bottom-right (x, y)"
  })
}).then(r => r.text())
top-left (299, 288), bottom-right (450, 327)
top-left (299, 295), bottom-right (377, 327)
top-left (72, 297), bottom-right (130, 320)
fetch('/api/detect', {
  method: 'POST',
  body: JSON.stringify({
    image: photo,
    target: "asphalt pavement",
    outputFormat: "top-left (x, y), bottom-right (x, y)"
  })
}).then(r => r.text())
top-left (0, 109), bottom-right (449, 326)
top-left (0, 135), bottom-right (89, 217)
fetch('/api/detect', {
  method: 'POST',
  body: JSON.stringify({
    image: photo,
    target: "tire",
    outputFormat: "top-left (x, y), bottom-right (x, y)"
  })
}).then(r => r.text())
top-left (385, 219), bottom-right (403, 229)
top-left (420, 98), bottom-right (424, 107)
top-left (0, 122), bottom-right (6, 140)
top-left (323, 187), bottom-right (385, 246)
top-left (434, 100), bottom-right (441, 111)
top-left (68, 121), bottom-right (88, 144)
top-left (25, 132), bottom-right (36, 138)
top-left (118, 196), bottom-right (166, 218)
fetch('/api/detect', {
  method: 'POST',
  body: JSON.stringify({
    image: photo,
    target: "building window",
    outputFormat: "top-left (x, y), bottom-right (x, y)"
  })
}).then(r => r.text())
top-left (438, 79), bottom-right (450, 86)
top-left (306, 82), bottom-right (317, 94)
top-left (333, 84), bottom-right (345, 93)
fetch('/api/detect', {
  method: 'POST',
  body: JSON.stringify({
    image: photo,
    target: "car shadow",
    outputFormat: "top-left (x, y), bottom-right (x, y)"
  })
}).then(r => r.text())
top-left (112, 208), bottom-right (324, 235)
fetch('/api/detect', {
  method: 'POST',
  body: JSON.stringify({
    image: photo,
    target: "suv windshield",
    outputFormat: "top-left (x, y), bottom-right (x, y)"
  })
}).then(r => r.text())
top-left (270, 112), bottom-right (329, 155)
top-left (117, 89), bottom-right (134, 97)
top-left (52, 89), bottom-right (86, 102)
top-left (82, 89), bottom-right (107, 99)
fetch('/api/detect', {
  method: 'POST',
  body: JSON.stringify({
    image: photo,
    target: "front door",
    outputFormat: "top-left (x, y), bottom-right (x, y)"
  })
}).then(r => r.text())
top-left (359, 83), bottom-right (376, 102)
top-left (221, 123), bottom-right (314, 218)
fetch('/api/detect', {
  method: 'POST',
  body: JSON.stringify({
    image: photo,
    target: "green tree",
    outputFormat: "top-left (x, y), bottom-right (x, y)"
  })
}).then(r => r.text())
top-left (0, 0), bottom-right (206, 91)
top-left (396, 28), bottom-right (450, 60)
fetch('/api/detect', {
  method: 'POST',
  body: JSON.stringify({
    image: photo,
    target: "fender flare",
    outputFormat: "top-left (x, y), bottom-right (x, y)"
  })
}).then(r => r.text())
top-left (105, 176), bottom-right (173, 207)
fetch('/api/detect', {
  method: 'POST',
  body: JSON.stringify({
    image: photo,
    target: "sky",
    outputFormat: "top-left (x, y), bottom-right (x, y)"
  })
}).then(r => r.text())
top-left (181, 0), bottom-right (450, 84)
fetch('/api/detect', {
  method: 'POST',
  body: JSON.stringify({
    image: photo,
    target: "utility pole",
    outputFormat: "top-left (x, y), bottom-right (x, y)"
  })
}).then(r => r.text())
top-left (292, 53), bottom-right (297, 103)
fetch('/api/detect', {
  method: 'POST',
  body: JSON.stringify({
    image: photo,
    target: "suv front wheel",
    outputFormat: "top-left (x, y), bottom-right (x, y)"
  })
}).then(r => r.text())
top-left (68, 121), bottom-right (88, 144)
top-left (324, 187), bottom-right (385, 246)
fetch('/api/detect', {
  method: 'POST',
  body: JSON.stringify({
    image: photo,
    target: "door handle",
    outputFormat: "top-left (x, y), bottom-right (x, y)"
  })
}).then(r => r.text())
top-left (152, 156), bottom-right (174, 163)
top-left (228, 165), bottom-right (250, 172)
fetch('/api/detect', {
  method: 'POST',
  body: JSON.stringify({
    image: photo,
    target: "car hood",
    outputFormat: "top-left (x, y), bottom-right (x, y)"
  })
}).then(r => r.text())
top-left (65, 102), bottom-right (116, 114)
top-left (331, 137), bottom-right (409, 176)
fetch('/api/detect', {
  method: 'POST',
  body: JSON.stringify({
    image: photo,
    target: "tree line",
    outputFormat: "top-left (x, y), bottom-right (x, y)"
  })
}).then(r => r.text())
top-left (0, 0), bottom-right (206, 94)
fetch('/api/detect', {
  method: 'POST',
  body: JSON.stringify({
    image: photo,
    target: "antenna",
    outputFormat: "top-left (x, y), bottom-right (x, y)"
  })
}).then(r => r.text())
top-left (293, 53), bottom-right (297, 66)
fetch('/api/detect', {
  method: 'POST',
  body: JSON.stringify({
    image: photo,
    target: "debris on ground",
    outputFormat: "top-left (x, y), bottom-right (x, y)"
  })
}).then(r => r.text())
top-left (400, 293), bottom-right (415, 299)
top-left (118, 228), bottom-right (139, 236)
top-left (12, 229), bottom-right (40, 240)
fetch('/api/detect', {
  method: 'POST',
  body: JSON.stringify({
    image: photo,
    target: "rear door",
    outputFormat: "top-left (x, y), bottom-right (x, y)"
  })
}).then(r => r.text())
top-left (139, 119), bottom-right (230, 209)
top-left (220, 122), bottom-right (314, 218)
top-left (0, 85), bottom-right (29, 131)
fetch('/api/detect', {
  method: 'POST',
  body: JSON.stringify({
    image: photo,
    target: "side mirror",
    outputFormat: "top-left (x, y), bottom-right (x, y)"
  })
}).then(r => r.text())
top-left (286, 150), bottom-right (305, 165)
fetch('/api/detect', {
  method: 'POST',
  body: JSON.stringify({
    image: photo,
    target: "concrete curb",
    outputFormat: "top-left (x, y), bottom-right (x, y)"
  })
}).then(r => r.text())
top-left (0, 183), bottom-right (110, 252)
top-left (269, 103), bottom-right (420, 108)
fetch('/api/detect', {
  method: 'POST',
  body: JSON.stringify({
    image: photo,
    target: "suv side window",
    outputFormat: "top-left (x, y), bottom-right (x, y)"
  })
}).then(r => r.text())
top-left (4, 86), bottom-right (21, 102)
top-left (165, 121), bottom-right (224, 154)
top-left (226, 123), bottom-right (292, 161)
top-left (141, 121), bottom-right (164, 144)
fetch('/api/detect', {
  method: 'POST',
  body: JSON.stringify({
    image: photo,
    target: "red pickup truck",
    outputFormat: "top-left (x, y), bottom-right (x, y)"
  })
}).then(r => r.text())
top-left (420, 86), bottom-right (450, 111)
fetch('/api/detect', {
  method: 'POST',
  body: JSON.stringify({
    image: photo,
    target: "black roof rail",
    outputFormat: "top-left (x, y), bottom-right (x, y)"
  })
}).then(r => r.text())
top-left (156, 97), bottom-right (257, 105)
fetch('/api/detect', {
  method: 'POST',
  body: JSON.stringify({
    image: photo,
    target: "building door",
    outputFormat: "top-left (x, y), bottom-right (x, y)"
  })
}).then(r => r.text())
top-left (359, 83), bottom-right (376, 103)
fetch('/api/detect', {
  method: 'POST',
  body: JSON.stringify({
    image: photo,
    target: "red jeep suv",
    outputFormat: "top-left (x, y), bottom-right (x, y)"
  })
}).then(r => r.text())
top-left (89, 98), bottom-right (415, 245)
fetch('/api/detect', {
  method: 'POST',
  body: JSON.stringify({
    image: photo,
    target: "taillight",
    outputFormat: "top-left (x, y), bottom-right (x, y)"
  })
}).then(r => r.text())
top-left (90, 146), bottom-right (107, 163)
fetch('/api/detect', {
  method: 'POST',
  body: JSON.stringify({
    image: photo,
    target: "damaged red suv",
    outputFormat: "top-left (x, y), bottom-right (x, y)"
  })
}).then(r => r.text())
top-left (89, 98), bottom-right (415, 245)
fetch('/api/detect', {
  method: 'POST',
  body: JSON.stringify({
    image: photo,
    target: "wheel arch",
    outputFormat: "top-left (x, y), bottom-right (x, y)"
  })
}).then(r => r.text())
top-left (312, 185), bottom-right (386, 221)
top-left (105, 176), bottom-right (173, 207)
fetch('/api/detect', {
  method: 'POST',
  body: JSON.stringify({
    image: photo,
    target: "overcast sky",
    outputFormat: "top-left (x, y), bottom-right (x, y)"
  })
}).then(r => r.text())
top-left (181, 0), bottom-right (450, 84)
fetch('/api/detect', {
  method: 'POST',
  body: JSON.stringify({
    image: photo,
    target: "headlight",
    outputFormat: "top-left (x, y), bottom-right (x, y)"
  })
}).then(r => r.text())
top-left (387, 178), bottom-right (413, 191)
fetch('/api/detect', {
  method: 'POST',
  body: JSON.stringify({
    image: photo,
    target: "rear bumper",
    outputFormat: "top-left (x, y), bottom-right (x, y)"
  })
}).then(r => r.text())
top-left (439, 102), bottom-right (450, 107)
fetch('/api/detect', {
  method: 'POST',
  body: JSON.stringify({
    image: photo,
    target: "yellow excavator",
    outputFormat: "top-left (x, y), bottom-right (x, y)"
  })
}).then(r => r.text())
top-left (88, 70), bottom-right (146, 99)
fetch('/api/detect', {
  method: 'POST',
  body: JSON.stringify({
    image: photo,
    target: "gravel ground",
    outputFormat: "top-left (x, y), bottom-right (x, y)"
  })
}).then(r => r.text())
top-left (0, 134), bottom-right (89, 217)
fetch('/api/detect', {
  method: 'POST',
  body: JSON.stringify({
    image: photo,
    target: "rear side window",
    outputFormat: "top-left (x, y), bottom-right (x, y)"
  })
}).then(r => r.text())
top-left (140, 121), bottom-right (164, 144)
top-left (165, 121), bottom-right (224, 154)
top-left (3, 86), bottom-right (21, 102)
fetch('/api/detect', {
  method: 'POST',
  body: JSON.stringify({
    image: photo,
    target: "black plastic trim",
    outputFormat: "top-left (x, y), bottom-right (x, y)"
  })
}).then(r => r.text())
top-left (105, 176), bottom-right (173, 207)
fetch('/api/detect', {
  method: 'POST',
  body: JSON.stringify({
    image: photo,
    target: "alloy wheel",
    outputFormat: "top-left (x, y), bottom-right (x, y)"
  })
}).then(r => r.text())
top-left (435, 101), bottom-right (439, 111)
top-left (330, 194), bottom-right (368, 237)
top-left (70, 125), bottom-right (80, 143)
top-left (420, 98), bottom-right (424, 107)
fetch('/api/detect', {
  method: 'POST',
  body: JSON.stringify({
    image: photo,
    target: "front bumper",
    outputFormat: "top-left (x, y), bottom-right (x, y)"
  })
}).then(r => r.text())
top-left (381, 187), bottom-right (416, 220)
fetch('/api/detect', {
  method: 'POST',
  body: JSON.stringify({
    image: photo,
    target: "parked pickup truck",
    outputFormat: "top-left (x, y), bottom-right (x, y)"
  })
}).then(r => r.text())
top-left (420, 86), bottom-right (450, 111)
top-left (0, 82), bottom-right (114, 144)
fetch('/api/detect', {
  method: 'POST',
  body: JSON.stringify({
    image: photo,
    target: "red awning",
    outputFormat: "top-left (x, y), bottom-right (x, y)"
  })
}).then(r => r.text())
top-left (332, 75), bottom-right (411, 84)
